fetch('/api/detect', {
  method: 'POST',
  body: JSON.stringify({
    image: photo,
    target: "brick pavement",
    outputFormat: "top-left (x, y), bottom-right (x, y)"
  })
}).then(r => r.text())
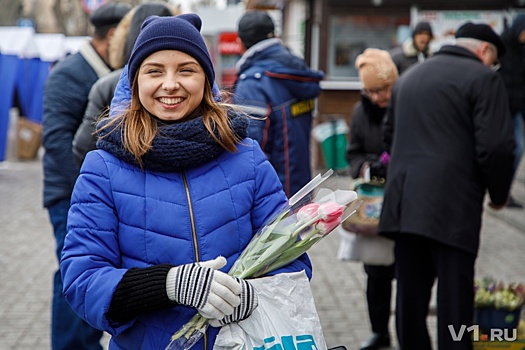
top-left (0, 152), bottom-right (524, 350)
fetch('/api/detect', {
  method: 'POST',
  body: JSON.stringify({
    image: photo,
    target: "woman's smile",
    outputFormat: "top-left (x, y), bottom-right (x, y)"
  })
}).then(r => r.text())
top-left (158, 96), bottom-right (184, 106)
top-left (138, 50), bottom-right (205, 122)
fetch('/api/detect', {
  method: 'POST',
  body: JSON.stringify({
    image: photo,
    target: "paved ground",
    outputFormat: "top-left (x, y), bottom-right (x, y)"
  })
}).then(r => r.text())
top-left (1, 147), bottom-right (524, 350)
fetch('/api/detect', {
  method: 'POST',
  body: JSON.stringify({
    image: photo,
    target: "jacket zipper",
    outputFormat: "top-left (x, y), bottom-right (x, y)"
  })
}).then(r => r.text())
top-left (182, 172), bottom-right (208, 349)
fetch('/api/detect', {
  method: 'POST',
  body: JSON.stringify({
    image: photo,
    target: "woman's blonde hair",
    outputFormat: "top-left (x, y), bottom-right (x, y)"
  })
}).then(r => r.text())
top-left (98, 76), bottom-right (242, 169)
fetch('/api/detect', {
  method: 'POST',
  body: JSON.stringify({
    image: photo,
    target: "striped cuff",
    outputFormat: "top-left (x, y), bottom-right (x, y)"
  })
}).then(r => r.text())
top-left (218, 278), bottom-right (258, 326)
top-left (167, 264), bottom-right (213, 309)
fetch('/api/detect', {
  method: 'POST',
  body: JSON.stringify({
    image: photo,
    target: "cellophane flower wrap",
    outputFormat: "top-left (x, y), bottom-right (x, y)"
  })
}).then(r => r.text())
top-left (165, 169), bottom-right (362, 350)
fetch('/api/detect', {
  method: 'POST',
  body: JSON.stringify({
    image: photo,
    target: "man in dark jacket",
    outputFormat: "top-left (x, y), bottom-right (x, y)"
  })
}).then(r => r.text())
top-left (499, 14), bottom-right (525, 208)
top-left (233, 10), bottom-right (324, 197)
top-left (379, 22), bottom-right (514, 350)
top-left (390, 21), bottom-right (434, 75)
top-left (41, 2), bottom-right (131, 349)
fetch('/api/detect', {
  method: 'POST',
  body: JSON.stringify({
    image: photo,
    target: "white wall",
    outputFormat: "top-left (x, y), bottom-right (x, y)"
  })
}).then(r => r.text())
top-left (282, 0), bottom-right (306, 58)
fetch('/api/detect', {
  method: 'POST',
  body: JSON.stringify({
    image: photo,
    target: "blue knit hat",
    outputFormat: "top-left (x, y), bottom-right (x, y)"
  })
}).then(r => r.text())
top-left (127, 14), bottom-right (215, 86)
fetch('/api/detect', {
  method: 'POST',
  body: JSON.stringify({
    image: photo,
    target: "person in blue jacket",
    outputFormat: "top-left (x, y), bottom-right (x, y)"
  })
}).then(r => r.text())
top-left (232, 10), bottom-right (324, 198)
top-left (60, 14), bottom-right (312, 350)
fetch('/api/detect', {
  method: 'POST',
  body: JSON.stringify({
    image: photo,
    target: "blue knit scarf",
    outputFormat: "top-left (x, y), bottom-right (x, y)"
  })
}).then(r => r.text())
top-left (96, 111), bottom-right (248, 172)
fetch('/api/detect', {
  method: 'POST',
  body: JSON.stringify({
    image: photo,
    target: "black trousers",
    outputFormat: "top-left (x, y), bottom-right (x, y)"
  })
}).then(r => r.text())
top-left (395, 233), bottom-right (476, 350)
top-left (363, 263), bottom-right (395, 334)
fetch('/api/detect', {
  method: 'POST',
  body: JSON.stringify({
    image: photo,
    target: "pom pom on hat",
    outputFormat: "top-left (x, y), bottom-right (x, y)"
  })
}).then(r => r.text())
top-left (455, 22), bottom-right (506, 58)
top-left (127, 14), bottom-right (215, 86)
top-left (355, 48), bottom-right (398, 87)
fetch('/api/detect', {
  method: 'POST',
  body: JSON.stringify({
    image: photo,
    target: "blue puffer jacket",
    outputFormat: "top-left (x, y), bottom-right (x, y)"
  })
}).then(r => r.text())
top-left (61, 138), bottom-right (312, 350)
top-left (233, 39), bottom-right (324, 197)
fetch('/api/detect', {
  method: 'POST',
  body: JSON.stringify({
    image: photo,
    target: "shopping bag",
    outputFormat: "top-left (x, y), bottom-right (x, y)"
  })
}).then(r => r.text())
top-left (213, 271), bottom-right (327, 350)
top-left (336, 226), bottom-right (394, 266)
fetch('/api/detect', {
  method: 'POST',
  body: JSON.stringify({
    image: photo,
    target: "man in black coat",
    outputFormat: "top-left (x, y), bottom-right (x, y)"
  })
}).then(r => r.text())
top-left (379, 22), bottom-right (515, 350)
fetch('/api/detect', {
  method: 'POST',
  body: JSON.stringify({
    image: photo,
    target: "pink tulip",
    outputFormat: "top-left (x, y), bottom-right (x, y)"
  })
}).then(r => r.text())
top-left (316, 217), bottom-right (342, 236)
top-left (318, 202), bottom-right (344, 221)
top-left (297, 203), bottom-right (320, 222)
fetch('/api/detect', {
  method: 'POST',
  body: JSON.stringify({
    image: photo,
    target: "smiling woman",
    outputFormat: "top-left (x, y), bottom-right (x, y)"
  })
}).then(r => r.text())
top-left (137, 50), bottom-right (206, 123)
top-left (98, 14), bottom-right (243, 166)
top-left (59, 13), bottom-right (313, 350)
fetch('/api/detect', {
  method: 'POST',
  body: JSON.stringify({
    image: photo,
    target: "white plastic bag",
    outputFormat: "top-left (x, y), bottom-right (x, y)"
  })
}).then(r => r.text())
top-left (336, 226), bottom-right (394, 266)
top-left (213, 271), bottom-right (327, 350)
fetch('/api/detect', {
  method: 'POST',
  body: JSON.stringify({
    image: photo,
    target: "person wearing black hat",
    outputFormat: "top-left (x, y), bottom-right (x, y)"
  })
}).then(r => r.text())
top-left (59, 13), bottom-right (312, 350)
top-left (379, 21), bottom-right (515, 350)
top-left (42, 2), bottom-right (131, 349)
top-left (233, 10), bottom-right (324, 198)
top-left (390, 21), bottom-right (434, 74)
top-left (498, 14), bottom-right (525, 209)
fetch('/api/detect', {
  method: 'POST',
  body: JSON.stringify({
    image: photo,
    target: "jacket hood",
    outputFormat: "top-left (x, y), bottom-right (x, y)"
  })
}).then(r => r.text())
top-left (511, 14), bottom-right (525, 41)
top-left (265, 66), bottom-right (324, 99)
top-left (238, 39), bottom-right (324, 99)
top-left (402, 37), bottom-right (431, 57)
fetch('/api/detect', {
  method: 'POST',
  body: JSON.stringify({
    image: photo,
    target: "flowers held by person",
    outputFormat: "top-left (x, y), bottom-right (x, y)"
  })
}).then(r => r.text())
top-left (165, 169), bottom-right (361, 350)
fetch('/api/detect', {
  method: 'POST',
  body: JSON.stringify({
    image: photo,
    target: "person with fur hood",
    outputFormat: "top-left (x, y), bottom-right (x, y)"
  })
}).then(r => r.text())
top-left (72, 2), bottom-right (179, 168)
top-left (390, 21), bottom-right (434, 74)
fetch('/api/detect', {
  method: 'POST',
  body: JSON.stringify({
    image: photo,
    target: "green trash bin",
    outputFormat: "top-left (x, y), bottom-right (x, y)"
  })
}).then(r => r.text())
top-left (312, 119), bottom-right (349, 171)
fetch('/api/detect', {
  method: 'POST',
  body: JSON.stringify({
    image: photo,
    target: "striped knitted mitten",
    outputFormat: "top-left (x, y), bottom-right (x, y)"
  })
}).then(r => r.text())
top-left (208, 277), bottom-right (258, 327)
top-left (166, 259), bottom-right (241, 320)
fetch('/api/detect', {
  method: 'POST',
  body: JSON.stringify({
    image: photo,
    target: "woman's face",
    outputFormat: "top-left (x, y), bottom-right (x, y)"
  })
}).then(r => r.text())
top-left (362, 82), bottom-right (393, 108)
top-left (137, 50), bottom-right (206, 122)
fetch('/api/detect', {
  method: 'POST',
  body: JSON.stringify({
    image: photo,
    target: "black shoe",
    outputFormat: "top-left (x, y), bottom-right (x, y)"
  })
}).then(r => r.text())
top-left (507, 196), bottom-right (524, 209)
top-left (359, 332), bottom-right (390, 350)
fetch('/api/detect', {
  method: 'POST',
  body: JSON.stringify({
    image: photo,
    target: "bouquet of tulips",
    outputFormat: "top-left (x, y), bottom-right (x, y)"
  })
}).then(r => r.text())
top-left (165, 169), bottom-right (361, 350)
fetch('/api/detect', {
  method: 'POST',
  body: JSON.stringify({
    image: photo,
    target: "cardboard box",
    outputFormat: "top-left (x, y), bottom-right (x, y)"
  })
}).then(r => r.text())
top-left (473, 321), bottom-right (525, 350)
top-left (473, 341), bottom-right (525, 350)
top-left (16, 118), bottom-right (42, 160)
